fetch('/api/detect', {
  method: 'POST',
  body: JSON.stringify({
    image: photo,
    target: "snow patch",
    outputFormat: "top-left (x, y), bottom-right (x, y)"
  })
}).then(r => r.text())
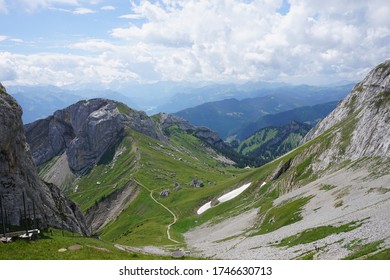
top-left (218, 183), bottom-right (252, 203)
top-left (197, 182), bottom-right (264, 215)
top-left (197, 202), bottom-right (212, 215)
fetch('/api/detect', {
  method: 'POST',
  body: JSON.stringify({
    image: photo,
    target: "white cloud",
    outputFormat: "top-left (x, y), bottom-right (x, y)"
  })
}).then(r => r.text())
top-left (16, 0), bottom-right (80, 12)
top-left (73, 7), bottom-right (95, 14)
top-left (5, 0), bottom-right (107, 12)
top-left (108, 0), bottom-right (390, 84)
top-left (101, 5), bottom-right (115, 11)
top-left (2, 0), bottom-right (390, 86)
top-left (0, 35), bottom-right (8, 41)
top-left (119, 14), bottom-right (144, 19)
top-left (10, 38), bottom-right (24, 43)
top-left (70, 39), bottom-right (116, 51)
top-left (0, 0), bottom-right (8, 13)
top-left (0, 51), bottom-right (140, 86)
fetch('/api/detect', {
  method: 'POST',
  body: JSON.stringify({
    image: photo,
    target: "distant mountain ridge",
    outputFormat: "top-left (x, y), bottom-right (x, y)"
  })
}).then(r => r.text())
top-left (157, 83), bottom-right (353, 114)
top-left (234, 101), bottom-right (339, 140)
top-left (175, 85), bottom-right (351, 140)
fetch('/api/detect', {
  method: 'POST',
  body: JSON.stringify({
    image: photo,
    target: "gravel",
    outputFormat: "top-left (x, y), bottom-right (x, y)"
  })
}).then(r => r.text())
top-left (185, 166), bottom-right (390, 259)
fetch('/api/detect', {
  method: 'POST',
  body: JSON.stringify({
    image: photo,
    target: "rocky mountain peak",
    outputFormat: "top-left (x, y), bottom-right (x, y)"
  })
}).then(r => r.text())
top-left (25, 98), bottom-right (165, 175)
top-left (0, 83), bottom-right (89, 234)
top-left (302, 60), bottom-right (390, 170)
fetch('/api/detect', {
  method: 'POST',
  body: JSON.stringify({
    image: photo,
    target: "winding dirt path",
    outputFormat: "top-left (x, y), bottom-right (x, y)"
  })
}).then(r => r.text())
top-left (134, 179), bottom-right (180, 244)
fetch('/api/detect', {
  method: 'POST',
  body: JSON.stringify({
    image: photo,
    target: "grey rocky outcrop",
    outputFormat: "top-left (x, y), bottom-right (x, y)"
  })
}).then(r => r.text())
top-left (25, 99), bottom-right (165, 174)
top-left (157, 113), bottom-right (228, 150)
top-left (0, 83), bottom-right (89, 235)
top-left (301, 60), bottom-right (390, 170)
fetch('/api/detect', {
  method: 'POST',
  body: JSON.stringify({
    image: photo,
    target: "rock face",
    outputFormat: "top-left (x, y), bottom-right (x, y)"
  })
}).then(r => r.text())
top-left (0, 83), bottom-right (89, 235)
top-left (157, 113), bottom-right (233, 155)
top-left (302, 60), bottom-right (390, 170)
top-left (25, 99), bottom-right (165, 174)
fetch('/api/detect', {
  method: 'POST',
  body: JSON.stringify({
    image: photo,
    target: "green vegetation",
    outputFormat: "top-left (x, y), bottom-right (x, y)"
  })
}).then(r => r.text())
top-left (319, 184), bottom-right (337, 191)
top-left (234, 122), bottom-right (311, 167)
top-left (343, 240), bottom-right (384, 260)
top-left (365, 248), bottom-right (390, 260)
top-left (237, 128), bottom-right (278, 155)
top-left (347, 94), bottom-right (358, 112)
top-left (37, 155), bottom-right (60, 176)
top-left (64, 127), bottom-right (257, 246)
top-left (277, 221), bottom-right (362, 247)
top-left (376, 62), bottom-right (390, 73)
top-left (294, 156), bottom-right (315, 182)
top-left (339, 117), bottom-right (358, 154)
top-left (373, 91), bottom-right (390, 109)
top-left (116, 102), bottom-right (133, 114)
top-left (0, 229), bottom-right (170, 260)
top-left (296, 251), bottom-right (316, 260)
top-left (253, 196), bottom-right (313, 235)
top-left (66, 135), bottom-right (137, 212)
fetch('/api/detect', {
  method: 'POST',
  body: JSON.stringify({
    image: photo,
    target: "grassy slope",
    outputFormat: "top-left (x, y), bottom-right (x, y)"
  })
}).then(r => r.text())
top-left (0, 229), bottom-right (171, 260)
top-left (65, 126), bottom-right (257, 247)
top-left (65, 111), bottom-right (347, 249)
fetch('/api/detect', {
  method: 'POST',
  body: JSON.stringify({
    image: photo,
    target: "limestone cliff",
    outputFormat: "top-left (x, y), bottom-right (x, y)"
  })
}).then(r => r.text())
top-left (25, 99), bottom-right (166, 175)
top-left (0, 83), bottom-right (89, 235)
top-left (301, 60), bottom-right (390, 170)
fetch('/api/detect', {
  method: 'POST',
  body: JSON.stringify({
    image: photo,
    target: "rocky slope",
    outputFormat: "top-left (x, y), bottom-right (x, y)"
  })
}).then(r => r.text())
top-left (302, 60), bottom-right (390, 168)
top-left (0, 83), bottom-right (89, 235)
top-left (185, 60), bottom-right (390, 259)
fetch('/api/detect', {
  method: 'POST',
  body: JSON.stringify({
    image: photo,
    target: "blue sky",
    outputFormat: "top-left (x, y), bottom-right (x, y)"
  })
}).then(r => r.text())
top-left (0, 0), bottom-right (389, 88)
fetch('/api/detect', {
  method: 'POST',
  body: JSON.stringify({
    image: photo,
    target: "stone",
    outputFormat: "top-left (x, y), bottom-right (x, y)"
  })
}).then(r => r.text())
top-left (301, 59), bottom-right (390, 171)
top-left (0, 83), bottom-right (89, 236)
top-left (160, 189), bottom-right (170, 197)
top-left (25, 99), bottom-right (166, 175)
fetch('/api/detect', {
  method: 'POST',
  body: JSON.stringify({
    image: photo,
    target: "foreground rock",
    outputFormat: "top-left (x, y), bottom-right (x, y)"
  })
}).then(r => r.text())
top-left (0, 83), bottom-right (89, 235)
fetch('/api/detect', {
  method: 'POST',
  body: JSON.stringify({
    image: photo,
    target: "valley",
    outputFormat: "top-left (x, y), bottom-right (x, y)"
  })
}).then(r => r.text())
top-left (1, 60), bottom-right (390, 260)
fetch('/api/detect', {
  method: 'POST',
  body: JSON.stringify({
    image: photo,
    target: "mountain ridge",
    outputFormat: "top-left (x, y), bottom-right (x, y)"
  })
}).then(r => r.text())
top-left (175, 87), bottom-right (350, 139)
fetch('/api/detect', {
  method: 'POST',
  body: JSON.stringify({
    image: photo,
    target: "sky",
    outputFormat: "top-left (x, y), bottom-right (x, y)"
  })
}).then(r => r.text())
top-left (0, 0), bottom-right (389, 88)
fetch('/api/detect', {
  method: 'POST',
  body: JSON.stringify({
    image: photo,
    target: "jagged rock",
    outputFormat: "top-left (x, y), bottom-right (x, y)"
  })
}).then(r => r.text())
top-left (272, 158), bottom-right (293, 180)
top-left (0, 83), bottom-right (89, 235)
top-left (302, 60), bottom-right (390, 170)
top-left (160, 190), bottom-right (170, 197)
top-left (190, 179), bottom-right (204, 188)
top-left (157, 113), bottom-right (236, 162)
top-left (85, 181), bottom-right (139, 233)
top-left (25, 99), bottom-right (166, 174)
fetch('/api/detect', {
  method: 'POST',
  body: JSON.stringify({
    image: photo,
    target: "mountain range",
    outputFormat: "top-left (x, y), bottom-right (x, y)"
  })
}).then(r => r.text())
top-left (0, 61), bottom-right (389, 260)
top-left (174, 87), bottom-right (350, 140)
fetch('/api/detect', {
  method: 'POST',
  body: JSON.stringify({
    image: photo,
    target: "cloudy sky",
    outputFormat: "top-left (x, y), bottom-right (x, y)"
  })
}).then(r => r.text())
top-left (0, 0), bottom-right (389, 88)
